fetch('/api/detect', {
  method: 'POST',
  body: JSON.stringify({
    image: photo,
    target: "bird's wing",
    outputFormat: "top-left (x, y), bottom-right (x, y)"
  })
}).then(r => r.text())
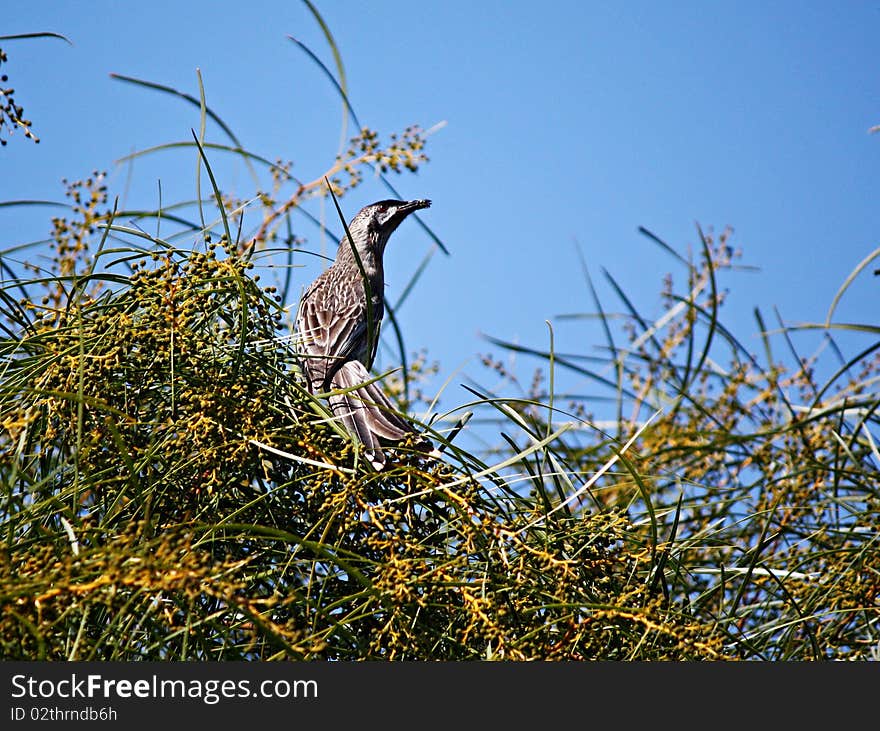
top-left (296, 270), bottom-right (368, 389)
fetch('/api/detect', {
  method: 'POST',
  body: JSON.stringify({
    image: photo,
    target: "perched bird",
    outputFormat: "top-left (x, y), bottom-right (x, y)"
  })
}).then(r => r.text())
top-left (296, 198), bottom-right (435, 469)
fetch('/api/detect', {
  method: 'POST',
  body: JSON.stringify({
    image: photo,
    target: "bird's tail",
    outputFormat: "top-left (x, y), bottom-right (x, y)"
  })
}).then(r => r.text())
top-left (328, 361), bottom-right (435, 469)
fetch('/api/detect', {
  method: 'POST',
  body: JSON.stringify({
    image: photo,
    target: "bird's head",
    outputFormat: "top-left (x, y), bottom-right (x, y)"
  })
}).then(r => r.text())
top-left (341, 199), bottom-right (431, 259)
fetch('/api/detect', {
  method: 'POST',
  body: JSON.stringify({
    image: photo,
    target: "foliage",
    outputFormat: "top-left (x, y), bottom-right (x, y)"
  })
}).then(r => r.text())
top-left (1, 171), bottom-right (727, 659)
top-left (482, 226), bottom-right (880, 660)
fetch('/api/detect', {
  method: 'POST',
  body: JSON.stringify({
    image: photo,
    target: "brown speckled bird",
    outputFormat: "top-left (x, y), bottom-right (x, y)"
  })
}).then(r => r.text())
top-left (295, 198), bottom-right (435, 469)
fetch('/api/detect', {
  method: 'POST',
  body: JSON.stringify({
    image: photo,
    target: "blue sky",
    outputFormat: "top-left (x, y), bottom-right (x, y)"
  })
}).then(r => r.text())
top-left (3, 1), bottom-right (879, 428)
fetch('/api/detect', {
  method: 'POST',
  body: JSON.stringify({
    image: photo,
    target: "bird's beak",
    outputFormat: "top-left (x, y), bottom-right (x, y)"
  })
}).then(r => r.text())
top-left (402, 199), bottom-right (431, 214)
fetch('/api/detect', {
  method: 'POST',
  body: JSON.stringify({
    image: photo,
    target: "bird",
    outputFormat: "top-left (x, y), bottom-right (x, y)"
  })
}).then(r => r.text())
top-left (295, 198), bottom-right (436, 469)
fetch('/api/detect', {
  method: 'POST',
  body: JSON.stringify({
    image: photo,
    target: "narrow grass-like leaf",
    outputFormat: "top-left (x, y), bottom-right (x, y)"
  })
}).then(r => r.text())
top-left (824, 244), bottom-right (880, 326)
top-left (0, 32), bottom-right (72, 44)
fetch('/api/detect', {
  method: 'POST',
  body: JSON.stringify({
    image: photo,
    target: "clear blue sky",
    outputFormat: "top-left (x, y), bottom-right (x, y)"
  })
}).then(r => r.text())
top-left (3, 1), bottom-right (879, 425)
